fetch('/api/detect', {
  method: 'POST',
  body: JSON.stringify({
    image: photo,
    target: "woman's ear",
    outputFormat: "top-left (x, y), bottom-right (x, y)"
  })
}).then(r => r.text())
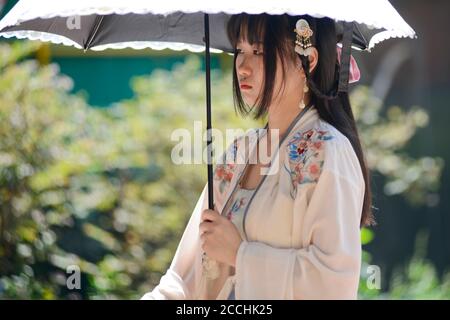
top-left (308, 47), bottom-right (319, 74)
top-left (296, 48), bottom-right (319, 75)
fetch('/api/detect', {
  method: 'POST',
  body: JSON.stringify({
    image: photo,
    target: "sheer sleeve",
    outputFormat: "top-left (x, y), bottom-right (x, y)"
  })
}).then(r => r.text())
top-left (140, 184), bottom-right (208, 299)
top-left (141, 135), bottom-right (244, 299)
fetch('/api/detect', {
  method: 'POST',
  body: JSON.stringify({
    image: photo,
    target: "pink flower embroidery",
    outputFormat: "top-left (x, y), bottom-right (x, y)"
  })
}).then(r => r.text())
top-left (214, 137), bottom-right (241, 194)
top-left (214, 164), bottom-right (235, 194)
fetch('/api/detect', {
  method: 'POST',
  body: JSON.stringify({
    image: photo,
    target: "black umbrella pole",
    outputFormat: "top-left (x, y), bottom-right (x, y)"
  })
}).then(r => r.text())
top-left (204, 14), bottom-right (214, 210)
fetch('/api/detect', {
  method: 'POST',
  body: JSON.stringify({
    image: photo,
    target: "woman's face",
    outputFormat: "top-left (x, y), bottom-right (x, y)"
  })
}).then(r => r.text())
top-left (235, 39), bottom-right (265, 107)
top-left (235, 38), bottom-right (304, 110)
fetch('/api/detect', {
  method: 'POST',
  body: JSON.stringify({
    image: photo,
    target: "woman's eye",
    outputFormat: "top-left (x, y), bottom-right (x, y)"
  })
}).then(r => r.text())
top-left (235, 48), bottom-right (263, 55)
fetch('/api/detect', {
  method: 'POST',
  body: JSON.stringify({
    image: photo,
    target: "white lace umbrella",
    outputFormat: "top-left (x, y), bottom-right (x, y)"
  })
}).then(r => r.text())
top-left (0, 0), bottom-right (416, 209)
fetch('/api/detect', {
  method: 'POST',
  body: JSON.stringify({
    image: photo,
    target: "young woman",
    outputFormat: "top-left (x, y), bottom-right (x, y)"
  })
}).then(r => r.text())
top-left (141, 13), bottom-right (374, 300)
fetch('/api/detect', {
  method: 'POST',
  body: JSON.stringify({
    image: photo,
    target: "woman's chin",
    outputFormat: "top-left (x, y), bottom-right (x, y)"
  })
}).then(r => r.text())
top-left (245, 101), bottom-right (257, 108)
top-left (242, 96), bottom-right (256, 106)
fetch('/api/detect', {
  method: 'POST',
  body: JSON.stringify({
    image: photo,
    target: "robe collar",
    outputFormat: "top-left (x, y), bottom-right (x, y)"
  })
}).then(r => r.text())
top-left (218, 104), bottom-right (320, 214)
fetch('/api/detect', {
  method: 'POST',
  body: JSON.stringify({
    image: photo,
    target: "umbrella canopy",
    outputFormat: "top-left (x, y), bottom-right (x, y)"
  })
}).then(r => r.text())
top-left (0, 0), bottom-right (416, 52)
top-left (0, 0), bottom-right (417, 210)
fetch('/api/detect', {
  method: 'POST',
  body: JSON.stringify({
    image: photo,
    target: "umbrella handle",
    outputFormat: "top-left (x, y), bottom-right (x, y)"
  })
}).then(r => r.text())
top-left (202, 13), bottom-right (220, 280)
top-left (204, 13), bottom-right (214, 210)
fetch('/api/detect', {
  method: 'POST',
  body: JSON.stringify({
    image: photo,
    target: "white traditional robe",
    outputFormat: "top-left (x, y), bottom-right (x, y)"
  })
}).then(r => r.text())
top-left (141, 106), bottom-right (365, 300)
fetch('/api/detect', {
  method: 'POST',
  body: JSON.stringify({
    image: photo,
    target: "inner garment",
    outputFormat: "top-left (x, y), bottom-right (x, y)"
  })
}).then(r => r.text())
top-left (223, 183), bottom-right (256, 300)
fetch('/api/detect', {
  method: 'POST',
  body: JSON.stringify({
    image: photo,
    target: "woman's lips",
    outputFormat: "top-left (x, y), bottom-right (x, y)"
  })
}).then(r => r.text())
top-left (240, 84), bottom-right (252, 90)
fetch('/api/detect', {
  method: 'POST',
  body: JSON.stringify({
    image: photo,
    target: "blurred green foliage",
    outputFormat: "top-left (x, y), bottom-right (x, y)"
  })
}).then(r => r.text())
top-left (0, 41), bottom-right (446, 299)
top-left (358, 231), bottom-right (450, 299)
top-left (351, 86), bottom-right (443, 206)
top-left (0, 40), bottom-right (259, 299)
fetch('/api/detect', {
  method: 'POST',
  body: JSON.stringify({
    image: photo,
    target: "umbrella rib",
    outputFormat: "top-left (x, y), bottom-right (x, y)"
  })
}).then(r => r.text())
top-left (84, 15), bottom-right (104, 51)
top-left (353, 22), bottom-right (369, 51)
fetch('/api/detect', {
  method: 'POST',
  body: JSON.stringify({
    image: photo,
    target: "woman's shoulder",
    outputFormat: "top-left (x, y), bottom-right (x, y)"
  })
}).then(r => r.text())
top-left (283, 119), bottom-right (364, 191)
top-left (314, 120), bottom-right (363, 181)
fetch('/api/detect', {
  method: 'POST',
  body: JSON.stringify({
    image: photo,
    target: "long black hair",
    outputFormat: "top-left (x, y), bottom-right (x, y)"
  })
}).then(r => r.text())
top-left (227, 13), bottom-right (375, 227)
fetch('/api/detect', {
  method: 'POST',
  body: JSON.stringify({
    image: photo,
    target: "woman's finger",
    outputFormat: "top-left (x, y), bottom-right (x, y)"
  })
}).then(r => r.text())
top-left (201, 209), bottom-right (220, 222)
top-left (199, 221), bottom-right (214, 234)
top-left (200, 230), bottom-right (211, 243)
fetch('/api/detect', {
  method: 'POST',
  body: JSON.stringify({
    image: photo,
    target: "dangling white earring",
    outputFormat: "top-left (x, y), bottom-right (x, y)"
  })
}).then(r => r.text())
top-left (299, 78), bottom-right (309, 109)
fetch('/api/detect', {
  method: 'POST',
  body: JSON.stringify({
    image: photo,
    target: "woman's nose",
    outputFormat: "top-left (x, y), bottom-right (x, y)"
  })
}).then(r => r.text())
top-left (237, 58), bottom-right (252, 78)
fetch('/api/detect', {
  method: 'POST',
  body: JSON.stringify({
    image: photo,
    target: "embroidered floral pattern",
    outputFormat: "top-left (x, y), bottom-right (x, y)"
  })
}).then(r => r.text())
top-left (214, 163), bottom-right (235, 194)
top-left (214, 138), bottom-right (240, 194)
top-left (226, 196), bottom-right (248, 220)
top-left (284, 129), bottom-right (334, 198)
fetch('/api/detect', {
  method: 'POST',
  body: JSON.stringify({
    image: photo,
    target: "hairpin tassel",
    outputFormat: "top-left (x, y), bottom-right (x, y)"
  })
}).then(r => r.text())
top-left (294, 19), bottom-right (314, 57)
